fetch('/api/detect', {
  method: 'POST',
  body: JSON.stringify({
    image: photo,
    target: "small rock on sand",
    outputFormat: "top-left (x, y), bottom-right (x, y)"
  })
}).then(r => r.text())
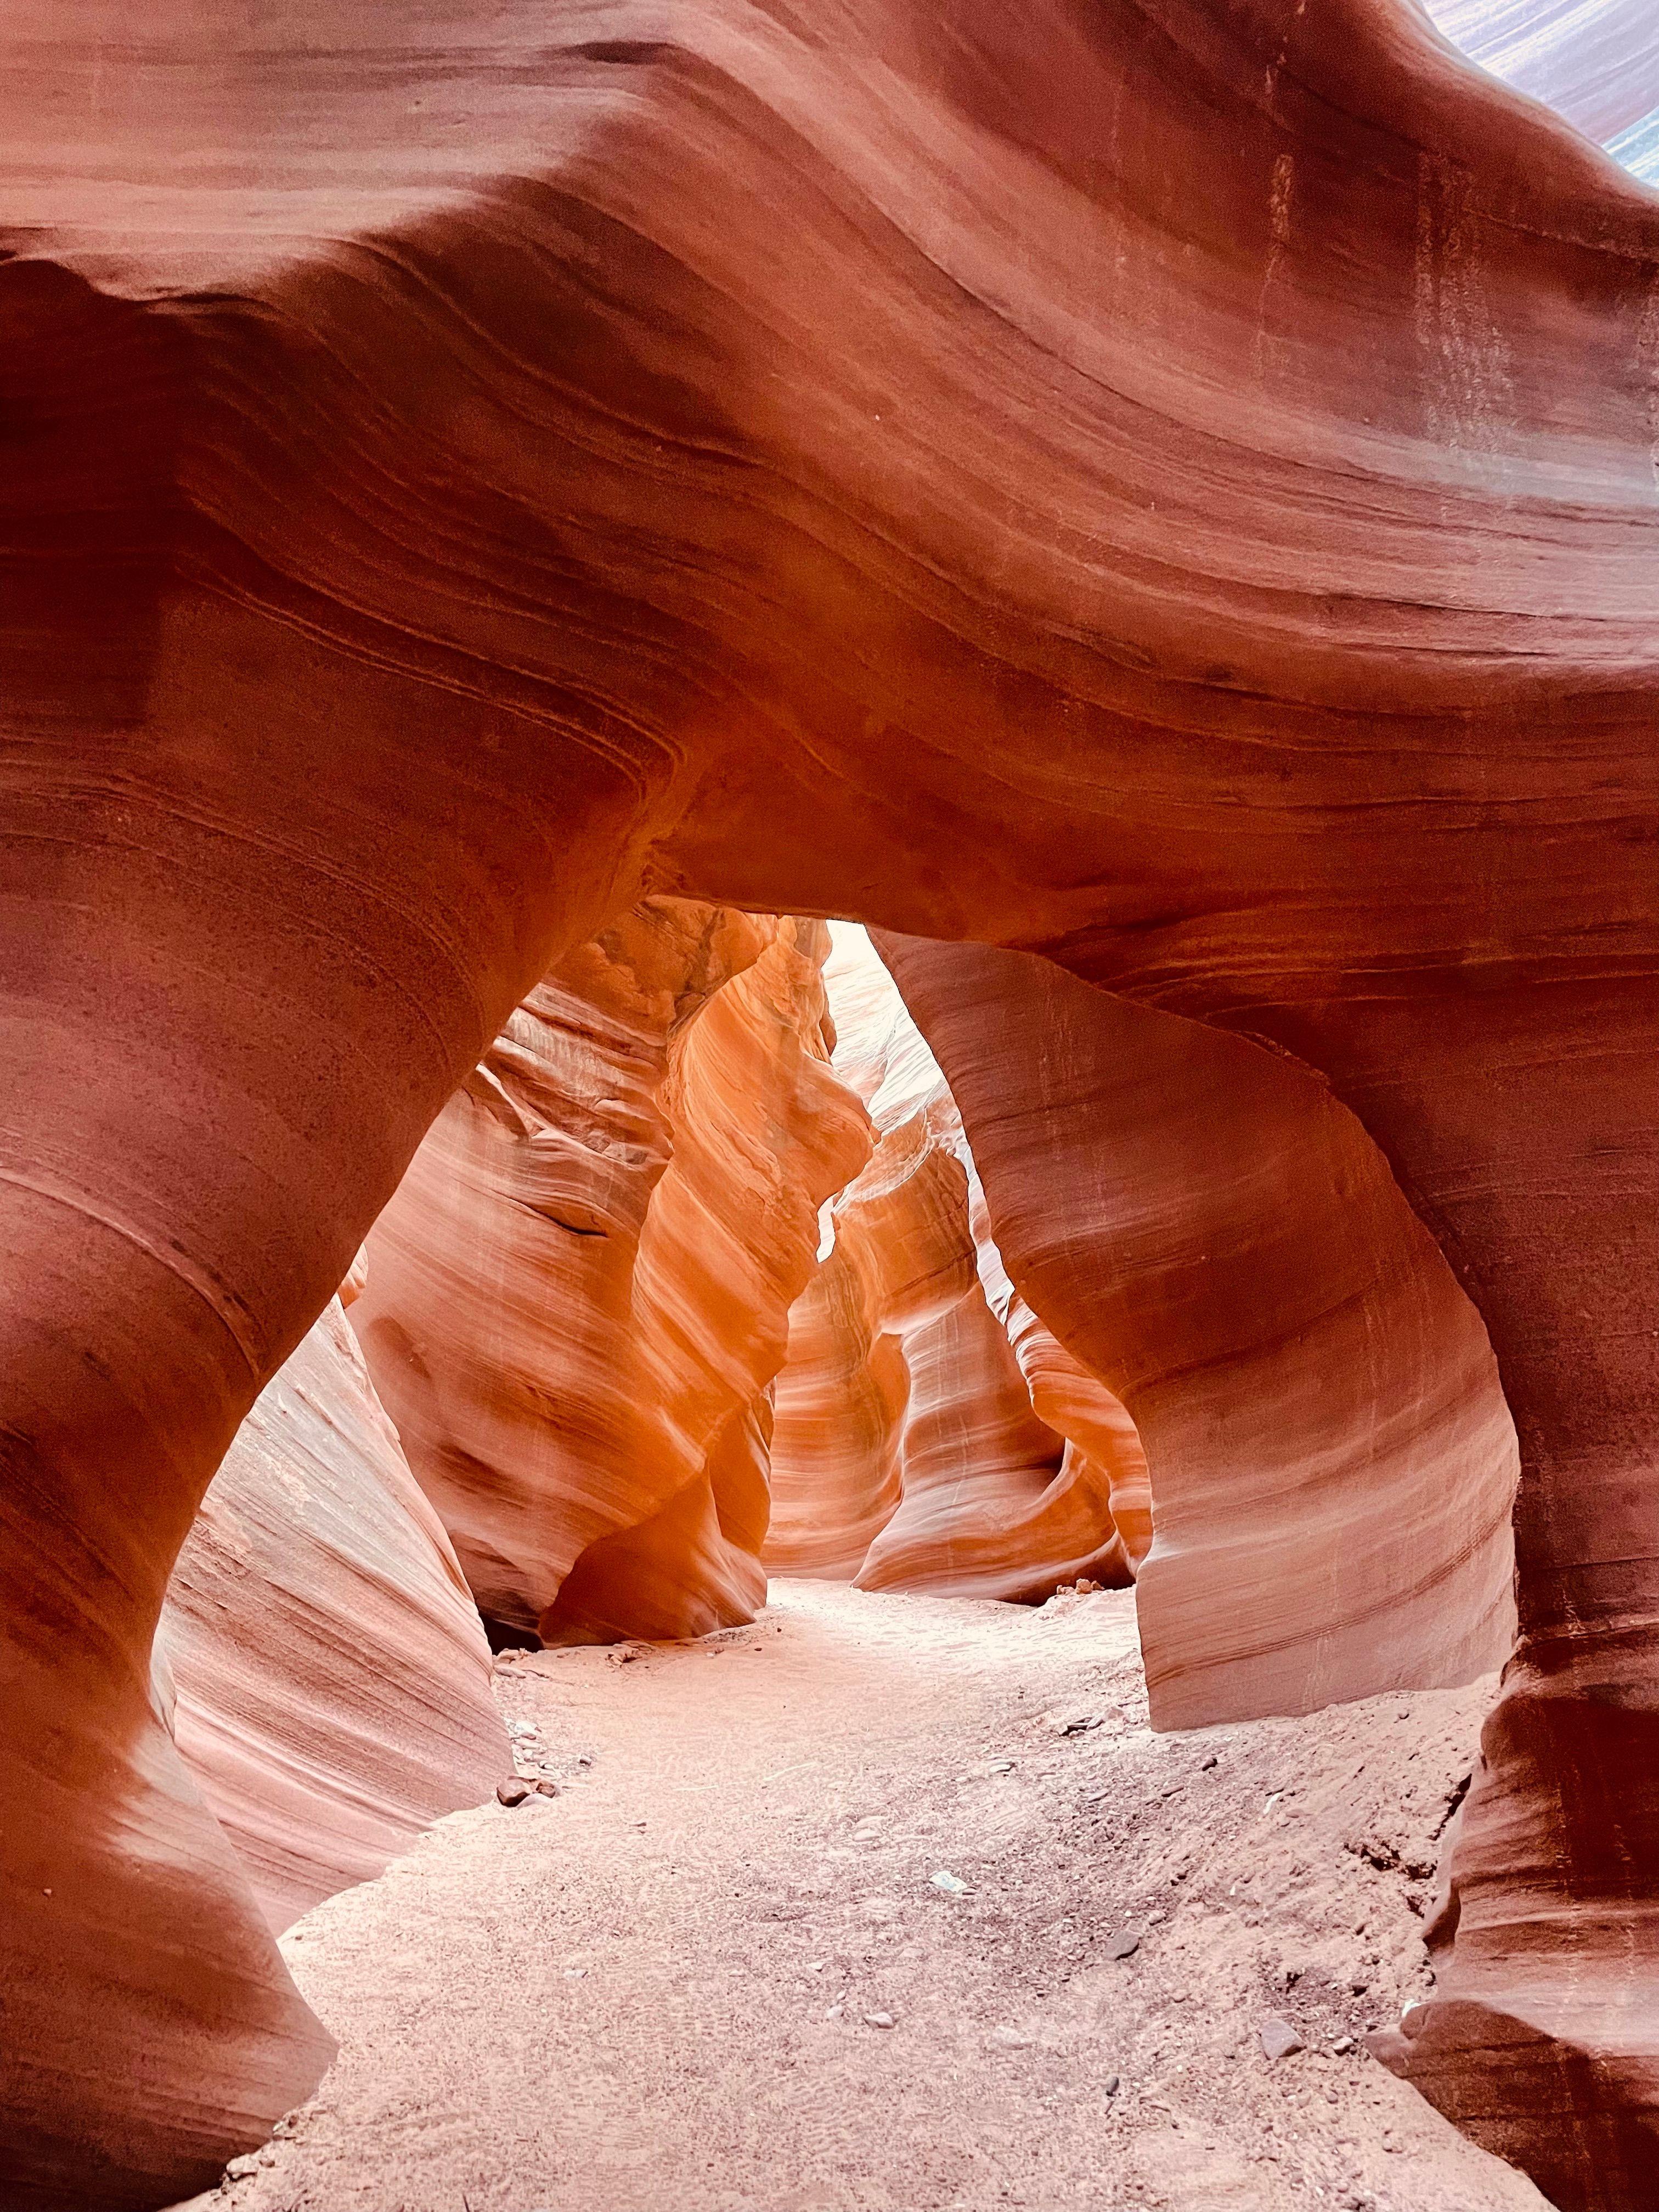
top-left (1260, 2016), bottom-right (1305, 2061)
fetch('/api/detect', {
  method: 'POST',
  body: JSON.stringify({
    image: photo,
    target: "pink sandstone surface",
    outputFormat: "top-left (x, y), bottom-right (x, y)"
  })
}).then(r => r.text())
top-left (352, 900), bottom-right (868, 1647)
top-left (157, 1293), bottom-right (507, 1934)
top-left (871, 930), bottom-right (1520, 1729)
top-left (769, 929), bottom-right (1135, 1600)
top-left (761, 1242), bottom-right (911, 1581)
top-left (2, 2), bottom-right (1658, 2202)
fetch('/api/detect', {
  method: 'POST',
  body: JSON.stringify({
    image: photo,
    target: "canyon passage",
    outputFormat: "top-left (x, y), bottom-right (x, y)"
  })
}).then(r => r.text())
top-left (184, 1583), bottom-right (1549, 2212)
top-left (4, 2), bottom-right (1659, 2209)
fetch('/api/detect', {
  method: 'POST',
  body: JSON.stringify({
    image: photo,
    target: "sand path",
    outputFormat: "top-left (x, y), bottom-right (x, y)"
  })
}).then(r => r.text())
top-left (195, 1582), bottom-right (1549, 2212)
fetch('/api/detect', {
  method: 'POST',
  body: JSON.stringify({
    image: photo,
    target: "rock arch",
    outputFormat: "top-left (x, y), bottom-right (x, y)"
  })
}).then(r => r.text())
top-left (3, 3), bottom-right (1658, 2204)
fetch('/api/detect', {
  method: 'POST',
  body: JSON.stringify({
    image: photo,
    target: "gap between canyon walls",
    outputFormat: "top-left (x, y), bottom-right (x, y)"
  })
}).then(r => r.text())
top-left (4, 3), bottom-right (1659, 2209)
top-left (765, 924), bottom-right (1149, 1607)
top-left (345, 909), bottom-right (1143, 1655)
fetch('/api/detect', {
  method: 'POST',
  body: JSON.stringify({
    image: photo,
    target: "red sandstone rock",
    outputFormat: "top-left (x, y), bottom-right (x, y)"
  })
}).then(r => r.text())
top-left (967, 1175), bottom-right (1153, 1575)
top-left (770, 930), bottom-right (1132, 1600)
top-left (761, 1243), bottom-right (909, 1580)
top-left (157, 1297), bottom-right (507, 1934)
top-left (352, 900), bottom-right (762, 1639)
top-left (872, 932), bottom-right (1519, 1725)
top-left (4, 1), bottom-right (1659, 2200)
top-left (853, 1246), bottom-right (1126, 1603)
top-left (354, 902), bottom-right (869, 1647)
top-left (1424, 0), bottom-right (1659, 167)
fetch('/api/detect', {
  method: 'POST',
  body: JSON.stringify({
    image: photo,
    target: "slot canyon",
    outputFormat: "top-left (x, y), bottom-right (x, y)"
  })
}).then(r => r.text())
top-left (2, 3), bottom-right (1657, 2209)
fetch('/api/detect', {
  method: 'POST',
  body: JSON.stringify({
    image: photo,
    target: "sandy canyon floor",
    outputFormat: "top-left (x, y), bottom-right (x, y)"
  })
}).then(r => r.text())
top-left (184, 1583), bottom-right (1550, 2212)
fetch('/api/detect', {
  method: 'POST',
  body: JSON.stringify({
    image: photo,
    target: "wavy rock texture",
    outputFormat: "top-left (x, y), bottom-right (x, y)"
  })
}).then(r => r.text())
top-left (853, 1241), bottom-right (1131, 1602)
top-left (768, 929), bottom-right (1135, 1600)
top-left (353, 901), bottom-right (869, 1647)
top-left (158, 1296), bottom-right (507, 1934)
top-left (761, 1243), bottom-right (910, 1579)
top-left (871, 932), bottom-right (1652, 2200)
top-left (5, 0), bottom-right (1659, 2200)
top-left (1424, 0), bottom-right (1659, 176)
top-left (968, 1180), bottom-right (1155, 1576)
top-left (873, 931), bottom-right (1519, 1718)
top-left (351, 900), bottom-right (764, 1640)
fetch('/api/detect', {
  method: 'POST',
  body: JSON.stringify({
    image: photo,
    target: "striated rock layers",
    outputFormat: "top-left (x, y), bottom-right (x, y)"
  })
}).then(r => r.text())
top-left (872, 932), bottom-right (1519, 1726)
top-left (6, 0), bottom-right (1659, 2200)
top-left (968, 1182), bottom-right (1155, 1579)
top-left (762, 1243), bottom-right (911, 1581)
top-left (1424, 0), bottom-right (1659, 178)
top-left (157, 1290), bottom-right (507, 1934)
top-left (352, 901), bottom-right (870, 1649)
top-left (766, 929), bottom-right (1139, 1600)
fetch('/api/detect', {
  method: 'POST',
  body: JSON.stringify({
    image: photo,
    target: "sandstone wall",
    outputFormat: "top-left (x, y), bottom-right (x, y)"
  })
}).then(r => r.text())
top-left (761, 1242), bottom-right (909, 1580)
top-left (6, 0), bottom-right (1659, 2198)
top-left (353, 902), bottom-right (870, 1646)
top-left (768, 930), bottom-right (1134, 1601)
top-left (873, 932), bottom-right (1520, 1730)
top-left (158, 1294), bottom-right (507, 1934)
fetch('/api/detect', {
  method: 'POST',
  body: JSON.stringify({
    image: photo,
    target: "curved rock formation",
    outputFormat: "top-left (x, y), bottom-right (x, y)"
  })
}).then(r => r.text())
top-left (351, 900), bottom-right (761, 1640)
top-left (769, 929), bottom-right (1135, 1600)
top-left (852, 1243), bottom-right (1127, 1602)
top-left (968, 1181), bottom-right (1155, 1575)
top-left (761, 1243), bottom-right (910, 1579)
top-left (1424, 0), bottom-right (1659, 176)
top-left (5, 0), bottom-right (1659, 2199)
top-left (159, 1294), bottom-right (507, 1933)
top-left (872, 930), bottom-right (1519, 1724)
top-left (353, 902), bottom-right (869, 1647)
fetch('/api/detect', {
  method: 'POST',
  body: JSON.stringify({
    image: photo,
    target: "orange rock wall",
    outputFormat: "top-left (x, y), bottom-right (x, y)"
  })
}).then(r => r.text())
top-left (967, 1171), bottom-right (1154, 1574)
top-left (158, 1296), bottom-right (507, 1934)
top-left (768, 930), bottom-right (1135, 1600)
top-left (354, 903), bottom-right (870, 1647)
top-left (761, 1242), bottom-right (909, 1580)
top-left (6, 0), bottom-right (1659, 2199)
top-left (873, 932), bottom-right (1520, 1729)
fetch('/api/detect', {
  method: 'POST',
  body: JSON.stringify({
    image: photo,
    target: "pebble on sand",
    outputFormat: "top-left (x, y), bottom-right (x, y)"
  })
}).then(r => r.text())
top-left (1260, 2016), bottom-right (1305, 2061)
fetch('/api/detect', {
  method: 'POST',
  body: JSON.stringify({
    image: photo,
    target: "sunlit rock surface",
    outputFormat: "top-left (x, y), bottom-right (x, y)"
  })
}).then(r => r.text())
top-left (768, 929), bottom-right (1135, 1601)
top-left (6, 0), bottom-right (1659, 2198)
top-left (354, 903), bottom-right (870, 1647)
top-left (968, 1173), bottom-right (1154, 1576)
top-left (762, 1240), bottom-right (910, 1581)
top-left (159, 1295), bottom-right (507, 1934)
